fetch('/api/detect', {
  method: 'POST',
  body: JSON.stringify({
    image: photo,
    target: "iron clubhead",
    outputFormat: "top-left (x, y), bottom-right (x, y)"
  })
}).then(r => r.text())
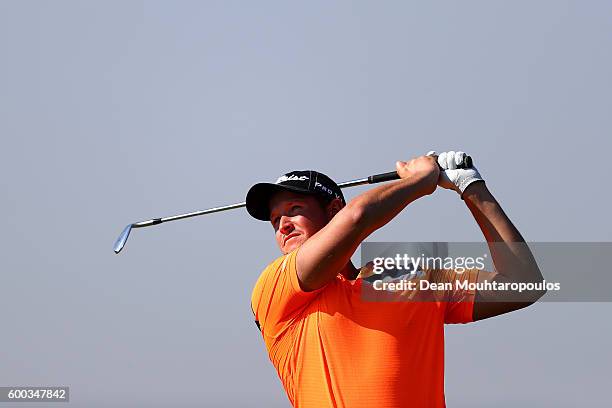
top-left (113, 224), bottom-right (133, 254)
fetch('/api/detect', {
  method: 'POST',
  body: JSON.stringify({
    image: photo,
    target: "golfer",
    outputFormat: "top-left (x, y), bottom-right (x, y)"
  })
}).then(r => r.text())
top-left (246, 151), bottom-right (545, 408)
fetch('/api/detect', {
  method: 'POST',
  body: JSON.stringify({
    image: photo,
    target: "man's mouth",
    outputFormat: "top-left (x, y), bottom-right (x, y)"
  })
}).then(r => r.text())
top-left (284, 233), bottom-right (300, 246)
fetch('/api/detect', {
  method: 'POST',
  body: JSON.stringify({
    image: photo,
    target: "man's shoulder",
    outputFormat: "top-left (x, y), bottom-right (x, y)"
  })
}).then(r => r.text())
top-left (261, 251), bottom-right (295, 275)
top-left (252, 251), bottom-right (296, 291)
top-left (251, 255), bottom-right (288, 310)
top-left (264, 253), bottom-right (289, 270)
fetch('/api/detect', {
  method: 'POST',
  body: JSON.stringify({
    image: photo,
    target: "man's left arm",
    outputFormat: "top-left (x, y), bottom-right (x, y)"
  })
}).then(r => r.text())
top-left (433, 151), bottom-right (546, 321)
top-left (463, 182), bottom-right (546, 321)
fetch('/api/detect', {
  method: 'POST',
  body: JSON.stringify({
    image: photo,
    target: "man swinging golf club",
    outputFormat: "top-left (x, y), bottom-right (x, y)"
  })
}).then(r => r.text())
top-left (246, 151), bottom-right (545, 408)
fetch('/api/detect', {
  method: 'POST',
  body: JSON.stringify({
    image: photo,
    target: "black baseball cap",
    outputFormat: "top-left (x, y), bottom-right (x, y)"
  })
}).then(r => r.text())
top-left (246, 170), bottom-right (345, 221)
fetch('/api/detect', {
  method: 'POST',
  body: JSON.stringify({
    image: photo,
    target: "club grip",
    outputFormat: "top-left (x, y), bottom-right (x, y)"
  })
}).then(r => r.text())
top-left (368, 171), bottom-right (400, 184)
top-left (367, 155), bottom-right (473, 185)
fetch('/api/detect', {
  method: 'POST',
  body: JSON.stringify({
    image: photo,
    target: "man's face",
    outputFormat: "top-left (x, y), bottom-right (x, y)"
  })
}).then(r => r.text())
top-left (269, 191), bottom-right (330, 254)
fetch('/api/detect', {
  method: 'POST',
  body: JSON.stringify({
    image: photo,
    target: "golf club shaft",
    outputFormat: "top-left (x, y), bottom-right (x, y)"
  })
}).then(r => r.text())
top-left (113, 155), bottom-right (473, 253)
top-left (133, 174), bottom-right (394, 226)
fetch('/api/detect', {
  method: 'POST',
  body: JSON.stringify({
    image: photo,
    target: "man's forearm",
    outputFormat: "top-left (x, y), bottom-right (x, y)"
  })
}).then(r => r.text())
top-left (463, 182), bottom-right (544, 287)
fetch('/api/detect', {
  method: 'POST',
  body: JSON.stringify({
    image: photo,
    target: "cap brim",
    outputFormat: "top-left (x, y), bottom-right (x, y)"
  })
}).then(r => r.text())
top-left (246, 183), bottom-right (315, 221)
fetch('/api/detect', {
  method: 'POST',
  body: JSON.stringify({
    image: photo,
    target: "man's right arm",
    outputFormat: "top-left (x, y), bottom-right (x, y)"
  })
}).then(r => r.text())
top-left (296, 155), bottom-right (440, 291)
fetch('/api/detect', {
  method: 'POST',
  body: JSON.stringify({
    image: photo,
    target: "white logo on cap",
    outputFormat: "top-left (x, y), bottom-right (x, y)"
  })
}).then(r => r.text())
top-left (276, 175), bottom-right (308, 184)
top-left (315, 182), bottom-right (333, 195)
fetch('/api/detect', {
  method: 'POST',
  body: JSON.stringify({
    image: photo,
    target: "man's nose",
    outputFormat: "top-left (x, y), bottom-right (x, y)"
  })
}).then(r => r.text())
top-left (279, 216), bottom-right (294, 235)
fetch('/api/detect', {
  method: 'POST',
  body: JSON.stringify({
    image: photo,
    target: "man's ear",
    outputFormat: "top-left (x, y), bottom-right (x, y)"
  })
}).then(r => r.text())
top-left (326, 198), bottom-right (344, 219)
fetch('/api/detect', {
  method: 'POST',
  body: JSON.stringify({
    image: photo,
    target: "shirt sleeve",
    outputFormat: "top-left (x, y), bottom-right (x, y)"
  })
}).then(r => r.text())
top-left (443, 268), bottom-right (479, 324)
top-left (250, 246), bottom-right (324, 338)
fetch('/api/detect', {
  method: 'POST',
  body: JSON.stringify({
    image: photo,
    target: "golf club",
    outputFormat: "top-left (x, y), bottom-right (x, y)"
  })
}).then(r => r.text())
top-left (113, 156), bottom-right (473, 254)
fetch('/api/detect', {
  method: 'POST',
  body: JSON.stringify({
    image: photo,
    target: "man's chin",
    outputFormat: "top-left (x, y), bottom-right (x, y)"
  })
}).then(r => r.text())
top-left (282, 238), bottom-right (304, 254)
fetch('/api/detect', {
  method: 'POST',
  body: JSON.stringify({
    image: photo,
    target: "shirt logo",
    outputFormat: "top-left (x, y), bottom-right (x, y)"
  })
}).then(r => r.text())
top-left (276, 175), bottom-right (308, 184)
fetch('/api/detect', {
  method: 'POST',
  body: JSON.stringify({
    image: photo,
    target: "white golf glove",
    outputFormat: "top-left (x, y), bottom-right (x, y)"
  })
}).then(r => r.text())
top-left (426, 150), bottom-right (484, 197)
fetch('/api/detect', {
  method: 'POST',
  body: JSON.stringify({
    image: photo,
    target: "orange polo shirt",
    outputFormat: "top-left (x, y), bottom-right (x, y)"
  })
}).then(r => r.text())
top-left (251, 247), bottom-right (479, 408)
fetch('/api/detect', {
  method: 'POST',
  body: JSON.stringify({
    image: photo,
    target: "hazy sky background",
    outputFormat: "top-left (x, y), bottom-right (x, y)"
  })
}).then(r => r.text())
top-left (1, 1), bottom-right (611, 406)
